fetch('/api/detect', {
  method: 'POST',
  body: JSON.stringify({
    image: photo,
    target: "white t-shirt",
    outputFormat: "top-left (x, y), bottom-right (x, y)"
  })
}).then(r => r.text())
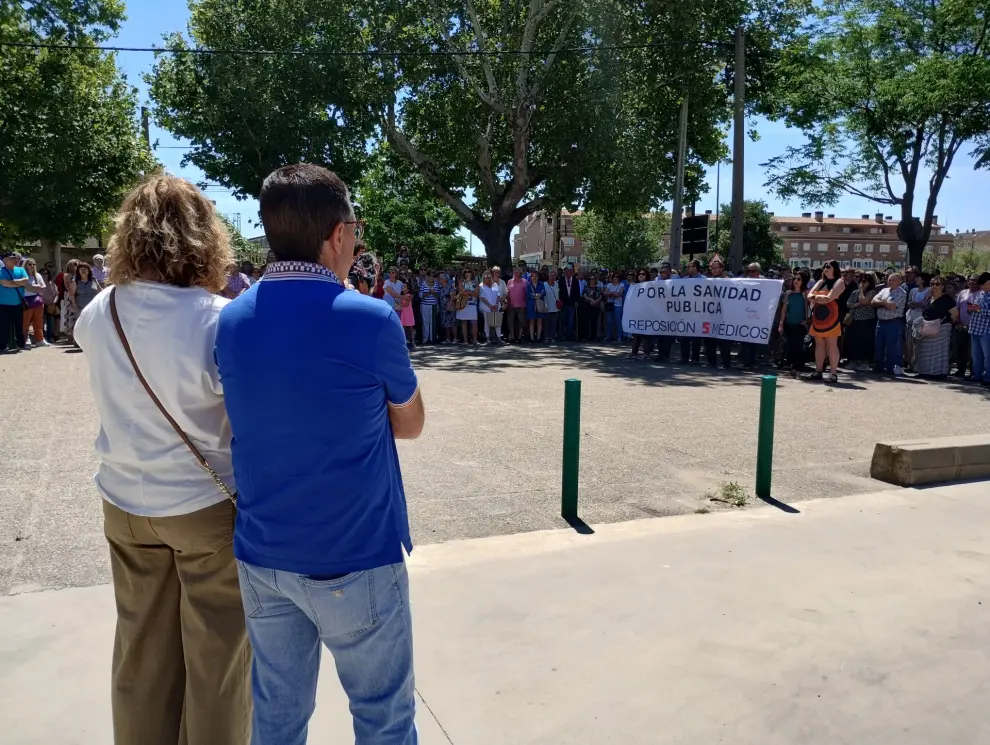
top-left (74, 281), bottom-right (235, 517)
top-left (479, 283), bottom-right (501, 313)
top-left (606, 282), bottom-right (624, 307)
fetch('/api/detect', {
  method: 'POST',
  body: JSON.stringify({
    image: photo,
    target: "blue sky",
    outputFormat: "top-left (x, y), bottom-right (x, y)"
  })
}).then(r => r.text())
top-left (116, 3), bottom-right (990, 250)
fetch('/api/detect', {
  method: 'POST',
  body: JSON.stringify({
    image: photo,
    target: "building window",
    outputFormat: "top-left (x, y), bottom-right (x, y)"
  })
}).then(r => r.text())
top-left (561, 237), bottom-right (575, 247)
top-left (790, 242), bottom-right (800, 251)
top-left (940, 246), bottom-right (949, 255)
top-left (817, 243), bottom-right (828, 253)
top-left (803, 242), bottom-right (811, 251)
top-left (870, 227), bottom-right (881, 234)
top-left (853, 243), bottom-right (862, 252)
top-left (897, 245), bottom-right (906, 254)
top-left (838, 243), bottom-right (849, 253)
top-left (879, 245), bottom-right (890, 254)
top-left (925, 244), bottom-right (933, 253)
top-left (841, 227), bottom-right (851, 233)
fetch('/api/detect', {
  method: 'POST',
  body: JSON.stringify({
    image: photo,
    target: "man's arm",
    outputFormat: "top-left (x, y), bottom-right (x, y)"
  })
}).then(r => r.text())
top-left (388, 389), bottom-right (425, 440)
top-left (376, 309), bottom-right (425, 440)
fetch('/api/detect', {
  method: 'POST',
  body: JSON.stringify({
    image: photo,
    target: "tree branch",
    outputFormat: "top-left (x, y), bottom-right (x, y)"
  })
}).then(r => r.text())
top-left (477, 117), bottom-right (499, 203)
top-left (509, 195), bottom-right (549, 226)
top-left (527, 7), bottom-right (576, 102)
top-left (464, 0), bottom-right (499, 100)
top-left (516, 0), bottom-right (560, 101)
top-left (383, 104), bottom-right (484, 232)
top-left (868, 141), bottom-right (899, 203)
top-left (427, 0), bottom-right (505, 113)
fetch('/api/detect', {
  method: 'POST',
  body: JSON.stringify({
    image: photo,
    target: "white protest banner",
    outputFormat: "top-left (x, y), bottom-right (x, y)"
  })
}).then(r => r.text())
top-left (622, 277), bottom-right (784, 343)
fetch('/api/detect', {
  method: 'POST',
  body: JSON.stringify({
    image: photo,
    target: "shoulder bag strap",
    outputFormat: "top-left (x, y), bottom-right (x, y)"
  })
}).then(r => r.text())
top-left (108, 288), bottom-right (236, 503)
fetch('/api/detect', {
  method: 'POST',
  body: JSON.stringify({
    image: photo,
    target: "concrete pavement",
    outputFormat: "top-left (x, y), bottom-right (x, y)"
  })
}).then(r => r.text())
top-left (4, 341), bottom-right (989, 596)
top-left (3, 482), bottom-right (989, 744)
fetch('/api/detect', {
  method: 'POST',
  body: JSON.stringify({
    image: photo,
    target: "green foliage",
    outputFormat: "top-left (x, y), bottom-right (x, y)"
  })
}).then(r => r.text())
top-left (355, 145), bottom-right (465, 269)
top-left (220, 216), bottom-right (256, 262)
top-left (706, 481), bottom-right (750, 507)
top-left (0, 0), bottom-right (152, 246)
top-left (933, 245), bottom-right (990, 276)
top-left (763, 0), bottom-right (990, 268)
top-left (148, 0), bottom-right (377, 199)
top-left (573, 210), bottom-right (670, 269)
top-left (713, 200), bottom-right (784, 269)
top-left (147, 0), bottom-right (806, 267)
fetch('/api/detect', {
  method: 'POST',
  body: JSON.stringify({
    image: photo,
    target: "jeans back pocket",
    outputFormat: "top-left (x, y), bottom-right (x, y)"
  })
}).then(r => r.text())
top-left (300, 571), bottom-right (378, 639)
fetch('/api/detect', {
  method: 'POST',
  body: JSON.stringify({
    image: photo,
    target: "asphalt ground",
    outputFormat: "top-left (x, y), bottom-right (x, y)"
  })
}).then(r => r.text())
top-left (2, 339), bottom-right (987, 595)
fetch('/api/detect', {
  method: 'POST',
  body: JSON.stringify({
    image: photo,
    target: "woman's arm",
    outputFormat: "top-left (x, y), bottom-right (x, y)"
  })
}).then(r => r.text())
top-left (384, 282), bottom-right (402, 299)
top-left (815, 278), bottom-right (845, 303)
top-left (26, 274), bottom-right (45, 293)
top-left (847, 290), bottom-right (861, 309)
top-left (949, 307), bottom-right (960, 324)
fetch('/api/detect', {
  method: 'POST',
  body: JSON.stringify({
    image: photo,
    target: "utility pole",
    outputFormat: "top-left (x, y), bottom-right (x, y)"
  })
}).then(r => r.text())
top-left (669, 93), bottom-right (689, 268)
top-left (713, 159), bottom-right (721, 252)
top-left (552, 208), bottom-right (562, 268)
top-left (728, 26), bottom-right (746, 274)
top-left (140, 106), bottom-right (151, 149)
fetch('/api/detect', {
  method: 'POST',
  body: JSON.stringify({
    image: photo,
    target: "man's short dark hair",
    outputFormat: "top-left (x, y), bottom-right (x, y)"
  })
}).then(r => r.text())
top-left (259, 164), bottom-right (352, 263)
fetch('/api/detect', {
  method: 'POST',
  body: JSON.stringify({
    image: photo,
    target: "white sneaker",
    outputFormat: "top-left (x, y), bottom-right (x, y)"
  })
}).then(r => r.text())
top-left (893, 365), bottom-right (904, 376)
top-left (37, 339), bottom-right (51, 347)
top-left (23, 340), bottom-right (32, 349)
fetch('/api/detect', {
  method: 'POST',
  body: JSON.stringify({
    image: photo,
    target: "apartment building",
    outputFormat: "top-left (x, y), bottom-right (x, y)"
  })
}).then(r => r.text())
top-left (780, 211), bottom-right (953, 270)
top-left (512, 209), bottom-right (593, 267)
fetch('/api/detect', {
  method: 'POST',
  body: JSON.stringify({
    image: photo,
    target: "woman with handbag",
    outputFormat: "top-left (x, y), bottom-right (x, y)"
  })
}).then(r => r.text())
top-left (20, 257), bottom-right (50, 348)
top-left (59, 259), bottom-right (79, 343)
top-left (39, 267), bottom-right (60, 342)
top-left (73, 174), bottom-right (250, 745)
top-left (914, 277), bottom-right (958, 378)
top-left (526, 268), bottom-right (547, 343)
top-left (904, 272), bottom-right (932, 372)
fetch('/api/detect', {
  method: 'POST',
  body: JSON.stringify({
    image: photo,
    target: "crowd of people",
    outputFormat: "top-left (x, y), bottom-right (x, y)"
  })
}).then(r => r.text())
top-left (345, 254), bottom-right (990, 387)
top-left (5, 244), bottom-right (990, 389)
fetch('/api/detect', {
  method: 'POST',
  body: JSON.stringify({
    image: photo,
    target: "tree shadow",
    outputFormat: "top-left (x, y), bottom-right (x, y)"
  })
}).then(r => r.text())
top-left (410, 342), bottom-right (770, 389)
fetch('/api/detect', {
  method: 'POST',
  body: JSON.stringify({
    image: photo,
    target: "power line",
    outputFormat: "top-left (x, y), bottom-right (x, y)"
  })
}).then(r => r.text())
top-left (0, 39), bottom-right (732, 58)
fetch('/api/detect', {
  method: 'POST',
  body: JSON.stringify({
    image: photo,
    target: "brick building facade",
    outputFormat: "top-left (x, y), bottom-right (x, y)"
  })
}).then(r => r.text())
top-left (513, 208), bottom-right (956, 270)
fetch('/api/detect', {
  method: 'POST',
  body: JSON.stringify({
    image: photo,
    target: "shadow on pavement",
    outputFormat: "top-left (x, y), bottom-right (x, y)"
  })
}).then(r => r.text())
top-left (758, 494), bottom-right (801, 514)
top-left (410, 343), bottom-right (769, 389)
top-left (564, 515), bottom-right (596, 535)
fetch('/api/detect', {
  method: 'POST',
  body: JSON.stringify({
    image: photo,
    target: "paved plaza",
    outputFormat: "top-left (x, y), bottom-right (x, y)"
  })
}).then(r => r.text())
top-left (1, 341), bottom-right (988, 596)
top-left (3, 482), bottom-right (990, 744)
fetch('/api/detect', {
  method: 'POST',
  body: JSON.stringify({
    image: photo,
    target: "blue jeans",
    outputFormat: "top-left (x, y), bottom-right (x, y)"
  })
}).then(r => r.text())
top-left (971, 334), bottom-right (990, 383)
top-left (237, 560), bottom-right (417, 745)
top-left (874, 318), bottom-right (904, 372)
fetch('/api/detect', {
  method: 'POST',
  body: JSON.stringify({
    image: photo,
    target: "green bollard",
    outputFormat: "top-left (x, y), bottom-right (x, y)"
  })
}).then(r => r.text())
top-left (755, 374), bottom-right (777, 499)
top-left (561, 378), bottom-right (582, 520)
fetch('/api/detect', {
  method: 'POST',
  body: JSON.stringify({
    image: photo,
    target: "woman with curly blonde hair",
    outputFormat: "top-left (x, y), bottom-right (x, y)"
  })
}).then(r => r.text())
top-left (73, 174), bottom-right (250, 745)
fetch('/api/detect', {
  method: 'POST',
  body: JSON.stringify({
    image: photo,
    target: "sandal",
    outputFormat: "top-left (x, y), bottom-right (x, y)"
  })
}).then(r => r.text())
top-left (802, 370), bottom-right (823, 381)
top-left (827, 373), bottom-right (838, 383)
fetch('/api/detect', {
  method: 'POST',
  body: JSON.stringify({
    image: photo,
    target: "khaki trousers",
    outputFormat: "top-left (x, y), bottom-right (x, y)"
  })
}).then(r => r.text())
top-left (103, 499), bottom-right (251, 745)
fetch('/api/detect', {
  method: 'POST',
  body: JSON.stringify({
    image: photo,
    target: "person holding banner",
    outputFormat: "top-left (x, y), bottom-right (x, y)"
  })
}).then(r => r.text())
top-left (703, 255), bottom-right (732, 369)
top-left (804, 260), bottom-right (846, 383)
top-left (679, 261), bottom-right (703, 365)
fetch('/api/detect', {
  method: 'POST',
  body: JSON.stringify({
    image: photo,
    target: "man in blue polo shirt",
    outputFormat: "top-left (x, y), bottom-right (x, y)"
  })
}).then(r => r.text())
top-left (215, 163), bottom-right (425, 745)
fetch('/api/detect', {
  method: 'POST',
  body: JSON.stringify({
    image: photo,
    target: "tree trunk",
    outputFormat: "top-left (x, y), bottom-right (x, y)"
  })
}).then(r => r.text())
top-left (907, 240), bottom-right (924, 271)
top-left (479, 221), bottom-right (513, 270)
